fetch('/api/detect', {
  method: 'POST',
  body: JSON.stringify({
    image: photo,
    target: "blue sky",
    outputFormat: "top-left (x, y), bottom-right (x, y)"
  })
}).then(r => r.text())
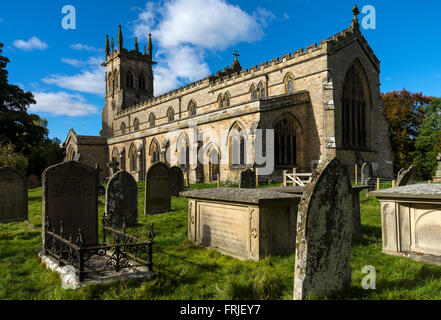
top-left (1, 0), bottom-right (440, 141)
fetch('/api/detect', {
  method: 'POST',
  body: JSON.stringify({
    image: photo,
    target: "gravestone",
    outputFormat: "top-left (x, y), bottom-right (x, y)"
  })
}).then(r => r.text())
top-left (94, 164), bottom-right (105, 196)
top-left (396, 165), bottom-right (415, 187)
top-left (144, 162), bottom-right (171, 214)
top-left (239, 169), bottom-right (256, 189)
top-left (27, 174), bottom-right (39, 189)
top-left (360, 162), bottom-right (371, 185)
top-left (0, 166), bottom-right (28, 223)
top-left (105, 170), bottom-right (138, 228)
top-left (293, 158), bottom-right (353, 300)
top-left (42, 161), bottom-right (98, 247)
top-left (170, 166), bottom-right (185, 197)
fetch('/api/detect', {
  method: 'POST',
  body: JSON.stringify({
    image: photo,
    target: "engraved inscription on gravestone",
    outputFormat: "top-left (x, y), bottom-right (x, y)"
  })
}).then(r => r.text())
top-left (0, 166), bottom-right (28, 223)
top-left (105, 170), bottom-right (138, 228)
top-left (42, 161), bottom-right (98, 247)
top-left (170, 166), bottom-right (185, 197)
top-left (145, 162), bottom-right (171, 214)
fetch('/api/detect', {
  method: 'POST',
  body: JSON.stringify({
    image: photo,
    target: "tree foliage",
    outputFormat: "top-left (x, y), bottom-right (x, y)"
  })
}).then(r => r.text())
top-left (0, 43), bottom-right (65, 176)
top-left (413, 98), bottom-right (441, 180)
top-left (0, 143), bottom-right (28, 173)
top-left (382, 89), bottom-right (432, 173)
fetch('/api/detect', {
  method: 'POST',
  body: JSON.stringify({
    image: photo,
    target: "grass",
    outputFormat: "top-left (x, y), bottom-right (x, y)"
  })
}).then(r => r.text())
top-left (1, 182), bottom-right (441, 300)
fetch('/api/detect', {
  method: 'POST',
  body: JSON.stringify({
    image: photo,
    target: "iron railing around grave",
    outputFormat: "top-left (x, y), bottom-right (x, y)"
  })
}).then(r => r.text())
top-left (43, 216), bottom-right (154, 282)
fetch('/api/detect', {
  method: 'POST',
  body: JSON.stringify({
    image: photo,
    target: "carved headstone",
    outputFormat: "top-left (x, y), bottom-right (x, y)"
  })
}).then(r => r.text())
top-left (239, 169), bottom-right (256, 189)
top-left (42, 161), bottom-right (98, 247)
top-left (105, 170), bottom-right (138, 228)
top-left (433, 153), bottom-right (441, 182)
top-left (293, 158), bottom-right (353, 300)
top-left (170, 166), bottom-right (185, 197)
top-left (360, 162), bottom-right (371, 185)
top-left (0, 166), bottom-right (28, 223)
top-left (145, 162), bottom-right (171, 214)
top-left (27, 174), bottom-right (39, 189)
top-left (396, 165), bottom-right (415, 187)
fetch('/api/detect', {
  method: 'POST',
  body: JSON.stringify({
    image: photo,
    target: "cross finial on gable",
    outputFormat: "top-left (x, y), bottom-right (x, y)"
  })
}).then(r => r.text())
top-left (352, 5), bottom-right (360, 18)
top-left (233, 50), bottom-right (240, 61)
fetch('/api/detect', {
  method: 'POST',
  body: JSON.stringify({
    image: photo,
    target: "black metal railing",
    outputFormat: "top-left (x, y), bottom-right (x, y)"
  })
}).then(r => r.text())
top-left (44, 215), bottom-right (154, 282)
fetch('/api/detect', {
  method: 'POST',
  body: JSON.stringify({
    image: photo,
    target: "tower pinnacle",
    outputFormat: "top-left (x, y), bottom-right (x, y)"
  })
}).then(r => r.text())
top-left (148, 33), bottom-right (153, 58)
top-left (105, 35), bottom-right (110, 56)
top-left (118, 24), bottom-right (123, 49)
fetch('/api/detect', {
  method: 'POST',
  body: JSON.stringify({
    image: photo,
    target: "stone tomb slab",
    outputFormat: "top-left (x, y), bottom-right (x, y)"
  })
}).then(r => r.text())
top-left (0, 166), bottom-right (28, 223)
top-left (181, 188), bottom-right (300, 261)
top-left (42, 161), bottom-right (98, 247)
top-left (293, 158), bottom-right (353, 300)
top-left (105, 170), bottom-right (138, 228)
top-left (265, 185), bottom-right (368, 238)
top-left (370, 184), bottom-right (441, 266)
top-left (145, 162), bottom-right (171, 214)
top-left (170, 166), bottom-right (185, 197)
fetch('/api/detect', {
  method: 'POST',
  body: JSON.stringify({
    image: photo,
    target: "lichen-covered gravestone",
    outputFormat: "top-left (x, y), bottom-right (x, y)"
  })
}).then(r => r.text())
top-left (293, 158), bottom-right (353, 300)
top-left (105, 170), bottom-right (138, 228)
top-left (144, 162), bottom-right (171, 214)
top-left (396, 165), bottom-right (415, 187)
top-left (170, 166), bottom-right (185, 197)
top-left (239, 169), bottom-right (256, 189)
top-left (0, 166), bottom-right (28, 223)
top-left (42, 161), bottom-right (98, 247)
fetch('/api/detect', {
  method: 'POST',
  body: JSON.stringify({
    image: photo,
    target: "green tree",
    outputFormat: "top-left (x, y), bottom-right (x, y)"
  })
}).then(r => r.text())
top-left (0, 43), bottom-right (64, 176)
top-left (382, 89), bottom-right (432, 173)
top-left (413, 98), bottom-right (441, 179)
top-left (0, 143), bottom-right (28, 173)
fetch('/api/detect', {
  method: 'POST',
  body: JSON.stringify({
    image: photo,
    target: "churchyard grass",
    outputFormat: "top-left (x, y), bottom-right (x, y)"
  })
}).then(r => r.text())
top-left (1, 181), bottom-right (441, 300)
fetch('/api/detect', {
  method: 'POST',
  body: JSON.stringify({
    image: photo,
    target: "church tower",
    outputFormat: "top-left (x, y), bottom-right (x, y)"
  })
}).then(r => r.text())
top-left (101, 26), bottom-right (156, 137)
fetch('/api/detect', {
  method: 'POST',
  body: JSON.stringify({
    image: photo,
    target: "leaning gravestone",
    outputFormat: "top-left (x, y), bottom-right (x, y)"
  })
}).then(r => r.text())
top-left (239, 169), bottom-right (256, 189)
top-left (145, 162), bottom-right (171, 214)
top-left (105, 170), bottom-right (138, 228)
top-left (396, 165), bottom-right (415, 187)
top-left (42, 161), bottom-right (98, 247)
top-left (293, 158), bottom-right (353, 300)
top-left (0, 166), bottom-right (28, 223)
top-left (170, 166), bottom-right (185, 197)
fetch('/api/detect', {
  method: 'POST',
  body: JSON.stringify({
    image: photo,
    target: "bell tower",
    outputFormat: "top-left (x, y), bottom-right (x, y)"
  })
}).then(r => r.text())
top-left (101, 25), bottom-right (156, 137)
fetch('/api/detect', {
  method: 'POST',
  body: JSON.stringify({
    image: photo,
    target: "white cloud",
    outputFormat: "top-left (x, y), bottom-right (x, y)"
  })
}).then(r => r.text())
top-left (13, 37), bottom-right (48, 51)
top-left (61, 56), bottom-right (103, 68)
top-left (31, 91), bottom-right (99, 117)
top-left (42, 66), bottom-right (105, 96)
top-left (70, 43), bottom-right (101, 52)
top-left (131, 0), bottom-right (272, 95)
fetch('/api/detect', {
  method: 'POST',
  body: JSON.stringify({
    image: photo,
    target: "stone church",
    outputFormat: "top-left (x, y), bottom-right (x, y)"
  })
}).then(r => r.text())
top-left (64, 6), bottom-right (394, 183)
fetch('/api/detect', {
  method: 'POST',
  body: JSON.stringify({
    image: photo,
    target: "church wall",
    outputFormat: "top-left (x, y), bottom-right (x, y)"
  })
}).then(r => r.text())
top-left (328, 38), bottom-right (394, 179)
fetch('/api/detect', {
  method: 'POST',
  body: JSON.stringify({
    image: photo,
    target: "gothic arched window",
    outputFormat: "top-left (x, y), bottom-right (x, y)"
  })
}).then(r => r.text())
top-left (139, 74), bottom-right (146, 90)
top-left (209, 149), bottom-right (220, 182)
top-left (259, 82), bottom-right (266, 99)
top-left (217, 94), bottom-right (224, 108)
top-left (274, 116), bottom-right (297, 167)
top-left (284, 73), bottom-right (294, 94)
top-left (129, 144), bottom-right (137, 172)
top-left (120, 122), bottom-right (126, 135)
top-left (149, 113), bottom-right (156, 127)
top-left (178, 134), bottom-right (190, 171)
top-left (229, 123), bottom-right (246, 167)
top-left (188, 100), bottom-right (197, 117)
top-left (133, 118), bottom-right (140, 131)
top-left (167, 107), bottom-right (175, 122)
top-left (342, 62), bottom-right (369, 148)
top-left (250, 85), bottom-right (258, 101)
top-left (224, 92), bottom-right (231, 107)
top-left (150, 139), bottom-right (160, 164)
top-left (126, 71), bottom-right (134, 88)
